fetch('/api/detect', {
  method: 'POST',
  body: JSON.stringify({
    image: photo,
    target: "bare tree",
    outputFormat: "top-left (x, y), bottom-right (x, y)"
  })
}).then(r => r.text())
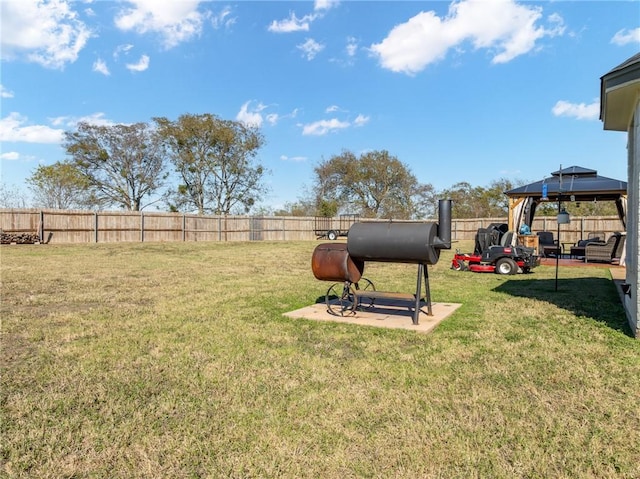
top-left (0, 183), bottom-right (30, 208)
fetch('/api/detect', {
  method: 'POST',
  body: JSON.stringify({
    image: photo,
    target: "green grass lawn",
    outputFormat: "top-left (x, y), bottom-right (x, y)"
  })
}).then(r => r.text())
top-left (2, 241), bottom-right (639, 478)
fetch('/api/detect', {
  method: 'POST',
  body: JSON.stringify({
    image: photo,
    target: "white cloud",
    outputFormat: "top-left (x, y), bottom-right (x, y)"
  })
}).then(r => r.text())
top-left (50, 112), bottom-right (118, 128)
top-left (346, 36), bottom-right (358, 57)
top-left (302, 118), bottom-right (350, 136)
top-left (0, 151), bottom-right (20, 161)
top-left (268, 1), bottom-right (337, 34)
top-left (76, 113), bottom-right (118, 127)
top-left (1, 85), bottom-right (14, 98)
top-left (236, 101), bottom-right (267, 127)
top-left (326, 105), bottom-right (342, 113)
top-left (0, 113), bottom-right (65, 143)
top-left (268, 12), bottom-right (313, 33)
top-left (611, 28), bottom-right (640, 46)
top-left (499, 168), bottom-right (522, 177)
top-left (0, 0), bottom-right (92, 69)
top-left (236, 102), bottom-right (295, 127)
top-left (115, 0), bottom-right (206, 49)
top-left (114, 44), bottom-right (134, 60)
top-left (211, 6), bottom-right (236, 29)
top-left (314, 0), bottom-right (339, 12)
top-left (354, 114), bottom-right (370, 127)
top-left (551, 100), bottom-right (599, 120)
top-left (370, 0), bottom-right (565, 75)
top-left (93, 58), bottom-right (110, 75)
top-left (280, 155), bottom-right (307, 162)
top-left (280, 108), bottom-right (300, 121)
top-left (0, 112), bottom-right (119, 146)
top-left (126, 54), bottom-right (150, 72)
top-left (298, 38), bottom-right (324, 60)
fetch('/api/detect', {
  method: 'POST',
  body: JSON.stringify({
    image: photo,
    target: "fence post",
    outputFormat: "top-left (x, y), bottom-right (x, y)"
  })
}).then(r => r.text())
top-left (94, 212), bottom-right (99, 243)
top-left (140, 212), bottom-right (144, 242)
top-left (39, 210), bottom-right (44, 243)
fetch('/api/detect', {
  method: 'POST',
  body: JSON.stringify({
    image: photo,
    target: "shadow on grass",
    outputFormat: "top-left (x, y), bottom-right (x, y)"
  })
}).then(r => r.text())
top-left (494, 277), bottom-right (632, 336)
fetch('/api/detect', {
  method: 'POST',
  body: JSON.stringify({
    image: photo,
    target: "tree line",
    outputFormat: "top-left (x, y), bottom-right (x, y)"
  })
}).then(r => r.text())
top-left (3, 112), bottom-right (617, 219)
top-left (19, 113), bottom-right (266, 216)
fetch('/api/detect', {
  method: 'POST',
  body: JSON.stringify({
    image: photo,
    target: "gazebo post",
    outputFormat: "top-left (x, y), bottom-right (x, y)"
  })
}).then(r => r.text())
top-left (555, 197), bottom-right (561, 291)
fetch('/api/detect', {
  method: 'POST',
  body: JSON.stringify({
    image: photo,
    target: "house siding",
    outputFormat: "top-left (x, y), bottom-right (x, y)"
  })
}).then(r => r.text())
top-left (601, 54), bottom-right (640, 338)
top-left (627, 105), bottom-right (639, 337)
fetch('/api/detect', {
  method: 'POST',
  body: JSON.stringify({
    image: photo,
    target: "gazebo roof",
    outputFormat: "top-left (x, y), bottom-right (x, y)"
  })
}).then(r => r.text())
top-left (505, 165), bottom-right (627, 201)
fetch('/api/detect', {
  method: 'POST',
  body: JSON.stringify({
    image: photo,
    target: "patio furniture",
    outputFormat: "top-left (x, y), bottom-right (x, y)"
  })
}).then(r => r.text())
top-left (612, 233), bottom-right (626, 263)
top-left (536, 231), bottom-right (560, 257)
top-left (569, 232), bottom-right (604, 258)
top-left (585, 232), bottom-right (624, 263)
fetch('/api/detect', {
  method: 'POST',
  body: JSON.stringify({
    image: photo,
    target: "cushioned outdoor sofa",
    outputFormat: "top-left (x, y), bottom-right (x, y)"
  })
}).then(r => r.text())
top-left (584, 232), bottom-right (625, 263)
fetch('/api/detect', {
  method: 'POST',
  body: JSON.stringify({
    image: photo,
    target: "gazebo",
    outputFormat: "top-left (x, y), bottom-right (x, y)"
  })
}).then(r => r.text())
top-left (505, 165), bottom-right (627, 234)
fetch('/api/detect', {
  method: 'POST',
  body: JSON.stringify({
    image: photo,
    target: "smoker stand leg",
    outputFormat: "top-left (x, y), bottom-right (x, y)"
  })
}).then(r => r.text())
top-left (414, 264), bottom-right (433, 325)
top-left (423, 264), bottom-right (432, 316)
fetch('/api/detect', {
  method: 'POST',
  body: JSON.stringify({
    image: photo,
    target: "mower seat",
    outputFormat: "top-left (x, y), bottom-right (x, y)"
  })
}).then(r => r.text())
top-left (500, 231), bottom-right (515, 247)
top-left (488, 231), bottom-right (515, 251)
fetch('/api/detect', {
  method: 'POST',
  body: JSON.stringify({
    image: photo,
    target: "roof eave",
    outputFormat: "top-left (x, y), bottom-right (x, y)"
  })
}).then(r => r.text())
top-left (601, 54), bottom-right (640, 131)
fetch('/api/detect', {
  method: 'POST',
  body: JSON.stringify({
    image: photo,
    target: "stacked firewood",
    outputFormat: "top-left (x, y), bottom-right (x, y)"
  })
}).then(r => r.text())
top-left (0, 231), bottom-right (41, 244)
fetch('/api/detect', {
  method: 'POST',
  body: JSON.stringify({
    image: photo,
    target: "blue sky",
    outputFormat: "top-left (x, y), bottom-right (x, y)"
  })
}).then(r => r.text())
top-left (1, 0), bottom-right (639, 211)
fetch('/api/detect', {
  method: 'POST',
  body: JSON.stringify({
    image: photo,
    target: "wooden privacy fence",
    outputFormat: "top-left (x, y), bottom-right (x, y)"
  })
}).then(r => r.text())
top-left (0, 208), bottom-right (625, 245)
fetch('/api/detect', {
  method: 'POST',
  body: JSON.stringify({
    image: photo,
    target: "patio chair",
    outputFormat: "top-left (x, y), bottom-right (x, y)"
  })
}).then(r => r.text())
top-left (612, 234), bottom-right (626, 263)
top-left (584, 232), bottom-right (623, 263)
top-left (569, 232), bottom-right (604, 258)
top-left (536, 231), bottom-right (560, 257)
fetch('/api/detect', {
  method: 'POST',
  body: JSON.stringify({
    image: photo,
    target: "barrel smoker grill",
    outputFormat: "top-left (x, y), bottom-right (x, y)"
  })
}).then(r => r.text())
top-left (312, 200), bottom-right (452, 325)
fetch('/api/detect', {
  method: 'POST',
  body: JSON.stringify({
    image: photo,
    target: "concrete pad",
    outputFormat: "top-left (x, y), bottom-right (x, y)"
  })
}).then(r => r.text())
top-left (609, 267), bottom-right (626, 281)
top-left (284, 298), bottom-right (461, 333)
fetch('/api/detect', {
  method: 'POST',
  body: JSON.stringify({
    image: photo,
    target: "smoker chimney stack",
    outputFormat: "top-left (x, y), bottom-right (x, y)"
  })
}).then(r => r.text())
top-left (435, 199), bottom-right (452, 250)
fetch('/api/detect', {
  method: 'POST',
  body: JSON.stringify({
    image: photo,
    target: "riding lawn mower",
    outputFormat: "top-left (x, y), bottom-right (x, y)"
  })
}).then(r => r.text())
top-left (451, 223), bottom-right (539, 275)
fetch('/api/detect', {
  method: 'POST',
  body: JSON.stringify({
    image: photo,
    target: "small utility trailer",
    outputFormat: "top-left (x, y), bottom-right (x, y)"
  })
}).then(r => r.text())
top-left (314, 214), bottom-right (360, 240)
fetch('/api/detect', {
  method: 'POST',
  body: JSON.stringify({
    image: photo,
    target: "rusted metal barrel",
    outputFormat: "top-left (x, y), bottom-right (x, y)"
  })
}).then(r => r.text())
top-left (311, 243), bottom-right (364, 283)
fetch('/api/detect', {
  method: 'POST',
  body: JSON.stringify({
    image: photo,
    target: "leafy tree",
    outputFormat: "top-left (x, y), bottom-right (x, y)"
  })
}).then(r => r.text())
top-left (154, 113), bottom-right (268, 215)
top-left (272, 200), bottom-right (316, 217)
top-left (271, 186), bottom-right (319, 217)
top-left (484, 178), bottom-right (515, 215)
top-left (316, 198), bottom-right (338, 217)
top-left (568, 200), bottom-right (618, 216)
top-left (440, 178), bottom-right (516, 219)
top-left (411, 183), bottom-right (439, 219)
top-left (536, 199), bottom-right (618, 217)
top-left (64, 122), bottom-right (168, 211)
top-left (27, 161), bottom-right (94, 209)
top-left (312, 149), bottom-right (433, 219)
top-left (438, 182), bottom-right (476, 219)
